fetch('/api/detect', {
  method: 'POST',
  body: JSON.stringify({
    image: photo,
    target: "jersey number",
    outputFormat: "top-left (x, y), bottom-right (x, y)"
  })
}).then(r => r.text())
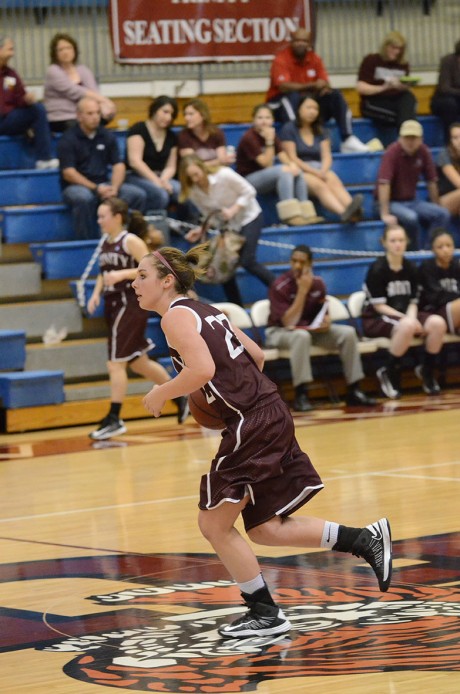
top-left (205, 313), bottom-right (244, 361)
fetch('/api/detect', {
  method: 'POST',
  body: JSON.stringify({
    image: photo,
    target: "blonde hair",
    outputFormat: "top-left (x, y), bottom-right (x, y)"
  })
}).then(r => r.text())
top-left (178, 154), bottom-right (218, 202)
top-left (380, 31), bottom-right (407, 63)
top-left (146, 244), bottom-right (209, 292)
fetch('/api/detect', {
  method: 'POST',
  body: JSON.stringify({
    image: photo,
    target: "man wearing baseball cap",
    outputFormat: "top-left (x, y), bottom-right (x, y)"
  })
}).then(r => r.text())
top-left (375, 119), bottom-right (450, 248)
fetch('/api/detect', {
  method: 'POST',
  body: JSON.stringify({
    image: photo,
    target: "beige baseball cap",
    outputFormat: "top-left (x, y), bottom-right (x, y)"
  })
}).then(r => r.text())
top-left (399, 120), bottom-right (423, 137)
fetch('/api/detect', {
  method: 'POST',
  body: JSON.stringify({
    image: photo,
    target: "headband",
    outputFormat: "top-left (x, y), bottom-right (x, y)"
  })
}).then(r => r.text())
top-left (153, 250), bottom-right (182, 284)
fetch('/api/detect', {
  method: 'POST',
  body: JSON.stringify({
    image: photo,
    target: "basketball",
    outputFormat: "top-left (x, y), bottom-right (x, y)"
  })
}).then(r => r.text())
top-left (188, 390), bottom-right (225, 430)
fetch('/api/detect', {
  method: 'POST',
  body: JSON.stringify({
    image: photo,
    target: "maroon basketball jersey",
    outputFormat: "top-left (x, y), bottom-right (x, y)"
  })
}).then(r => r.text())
top-left (168, 298), bottom-right (277, 422)
top-left (99, 231), bottom-right (137, 294)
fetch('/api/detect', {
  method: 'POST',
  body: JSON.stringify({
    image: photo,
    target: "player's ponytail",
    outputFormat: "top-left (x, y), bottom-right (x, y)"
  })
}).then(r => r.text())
top-left (149, 244), bottom-right (209, 292)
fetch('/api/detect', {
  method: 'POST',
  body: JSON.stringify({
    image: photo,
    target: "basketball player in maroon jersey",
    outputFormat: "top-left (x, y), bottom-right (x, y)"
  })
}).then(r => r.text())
top-left (87, 197), bottom-right (188, 439)
top-left (132, 245), bottom-right (392, 639)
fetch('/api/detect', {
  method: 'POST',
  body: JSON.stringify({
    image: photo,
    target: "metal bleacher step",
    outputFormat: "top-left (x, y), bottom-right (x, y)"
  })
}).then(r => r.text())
top-left (30, 240), bottom-right (98, 280)
top-left (0, 330), bottom-right (26, 370)
top-left (64, 378), bottom-right (150, 402)
top-left (0, 169), bottom-right (62, 206)
top-left (0, 370), bottom-right (65, 409)
top-left (0, 298), bottom-right (83, 338)
top-left (0, 262), bottom-right (41, 298)
top-left (25, 337), bottom-right (108, 380)
top-left (0, 204), bottom-right (75, 244)
top-left (257, 220), bottom-right (384, 263)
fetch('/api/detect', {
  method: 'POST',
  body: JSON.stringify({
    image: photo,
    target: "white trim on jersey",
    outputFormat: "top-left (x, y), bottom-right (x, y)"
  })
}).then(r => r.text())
top-left (276, 483), bottom-right (325, 516)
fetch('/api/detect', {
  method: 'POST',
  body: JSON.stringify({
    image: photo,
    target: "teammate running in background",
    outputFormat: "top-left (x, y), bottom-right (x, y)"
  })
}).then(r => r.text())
top-left (87, 197), bottom-right (188, 440)
top-left (418, 228), bottom-right (460, 335)
top-left (362, 225), bottom-right (446, 398)
top-left (132, 244), bottom-right (392, 639)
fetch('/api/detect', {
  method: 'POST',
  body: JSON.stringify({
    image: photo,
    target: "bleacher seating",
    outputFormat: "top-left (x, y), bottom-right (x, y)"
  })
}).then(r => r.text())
top-left (0, 370), bottom-right (65, 408)
top-left (1, 113), bottom-right (459, 428)
top-left (0, 331), bottom-right (26, 371)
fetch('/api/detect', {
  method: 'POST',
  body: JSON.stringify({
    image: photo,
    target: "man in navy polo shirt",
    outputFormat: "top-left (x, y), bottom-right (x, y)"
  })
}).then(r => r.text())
top-left (58, 96), bottom-right (147, 239)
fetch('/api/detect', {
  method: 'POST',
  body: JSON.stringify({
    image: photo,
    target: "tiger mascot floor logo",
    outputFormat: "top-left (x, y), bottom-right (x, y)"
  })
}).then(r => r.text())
top-left (1, 532), bottom-right (459, 691)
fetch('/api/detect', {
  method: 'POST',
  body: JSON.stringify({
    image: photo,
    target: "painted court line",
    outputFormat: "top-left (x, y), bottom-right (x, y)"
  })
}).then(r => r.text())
top-left (0, 461), bottom-right (458, 524)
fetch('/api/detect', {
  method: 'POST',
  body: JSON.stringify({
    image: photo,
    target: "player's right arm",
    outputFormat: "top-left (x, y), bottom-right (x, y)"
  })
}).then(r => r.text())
top-left (87, 273), bottom-right (104, 314)
top-left (143, 309), bottom-right (215, 416)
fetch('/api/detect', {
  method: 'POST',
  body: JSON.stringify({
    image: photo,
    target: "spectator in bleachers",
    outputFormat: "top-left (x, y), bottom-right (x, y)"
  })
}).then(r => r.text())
top-left (265, 244), bottom-right (376, 412)
top-left (431, 39), bottom-right (460, 143)
top-left (375, 119), bottom-right (451, 249)
top-left (266, 27), bottom-right (368, 153)
top-left (436, 123), bottom-right (460, 218)
top-left (125, 95), bottom-right (180, 214)
top-left (178, 154), bottom-right (274, 306)
top-left (356, 31), bottom-right (417, 131)
top-left (418, 228), bottom-right (460, 336)
top-left (178, 98), bottom-right (235, 166)
top-left (280, 95), bottom-right (364, 223)
top-left (58, 96), bottom-right (147, 239)
top-left (236, 104), bottom-right (323, 226)
top-left (87, 197), bottom-right (188, 440)
top-left (362, 225), bottom-right (446, 399)
top-left (0, 35), bottom-right (58, 169)
top-left (44, 32), bottom-right (116, 133)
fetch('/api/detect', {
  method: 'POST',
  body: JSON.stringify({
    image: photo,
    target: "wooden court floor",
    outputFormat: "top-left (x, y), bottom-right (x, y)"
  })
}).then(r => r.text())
top-left (0, 391), bottom-right (459, 693)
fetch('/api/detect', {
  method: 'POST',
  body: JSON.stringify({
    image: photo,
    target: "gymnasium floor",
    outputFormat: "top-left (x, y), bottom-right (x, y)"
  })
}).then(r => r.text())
top-left (0, 390), bottom-right (459, 693)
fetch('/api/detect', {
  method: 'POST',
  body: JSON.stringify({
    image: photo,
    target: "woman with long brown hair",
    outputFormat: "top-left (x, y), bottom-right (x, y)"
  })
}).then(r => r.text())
top-left (178, 98), bottom-right (235, 166)
top-left (281, 95), bottom-right (364, 222)
top-left (130, 243), bottom-right (392, 639)
top-left (87, 197), bottom-right (188, 440)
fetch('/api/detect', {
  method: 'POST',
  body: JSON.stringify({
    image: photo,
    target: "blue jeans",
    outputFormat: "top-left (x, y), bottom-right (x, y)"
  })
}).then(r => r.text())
top-left (62, 183), bottom-right (147, 239)
top-left (223, 212), bottom-right (275, 305)
top-left (125, 173), bottom-right (180, 212)
top-left (246, 164), bottom-right (308, 202)
top-left (388, 199), bottom-right (451, 249)
top-left (0, 103), bottom-right (53, 160)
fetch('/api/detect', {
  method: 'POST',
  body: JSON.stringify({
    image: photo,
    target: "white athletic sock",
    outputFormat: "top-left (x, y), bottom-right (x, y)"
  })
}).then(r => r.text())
top-left (238, 573), bottom-right (265, 595)
top-left (320, 521), bottom-right (339, 549)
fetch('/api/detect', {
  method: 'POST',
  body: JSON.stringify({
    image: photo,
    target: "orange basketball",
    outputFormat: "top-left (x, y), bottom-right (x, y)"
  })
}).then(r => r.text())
top-left (188, 390), bottom-right (225, 430)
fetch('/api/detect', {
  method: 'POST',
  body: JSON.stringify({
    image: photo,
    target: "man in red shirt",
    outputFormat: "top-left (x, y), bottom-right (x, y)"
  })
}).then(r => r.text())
top-left (375, 119), bottom-right (450, 248)
top-left (266, 28), bottom-right (368, 153)
top-left (0, 35), bottom-right (57, 168)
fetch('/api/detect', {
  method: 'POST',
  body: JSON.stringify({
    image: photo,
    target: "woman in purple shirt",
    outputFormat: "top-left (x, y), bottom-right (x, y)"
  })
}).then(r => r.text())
top-left (44, 33), bottom-right (116, 132)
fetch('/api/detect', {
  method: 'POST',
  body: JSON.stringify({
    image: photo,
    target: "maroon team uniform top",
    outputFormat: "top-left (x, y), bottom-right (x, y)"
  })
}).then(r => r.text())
top-left (99, 231), bottom-right (152, 361)
top-left (167, 297), bottom-right (323, 531)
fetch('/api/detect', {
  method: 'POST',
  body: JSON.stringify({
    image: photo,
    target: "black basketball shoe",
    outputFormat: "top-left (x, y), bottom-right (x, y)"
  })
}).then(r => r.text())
top-left (174, 396), bottom-right (190, 424)
top-left (218, 600), bottom-right (291, 639)
top-left (89, 415), bottom-right (126, 440)
top-left (352, 517), bottom-right (392, 592)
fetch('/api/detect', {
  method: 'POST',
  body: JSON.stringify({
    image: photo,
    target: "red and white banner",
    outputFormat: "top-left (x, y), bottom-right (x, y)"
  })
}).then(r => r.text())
top-left (109, 0), bottom-right (312, 64)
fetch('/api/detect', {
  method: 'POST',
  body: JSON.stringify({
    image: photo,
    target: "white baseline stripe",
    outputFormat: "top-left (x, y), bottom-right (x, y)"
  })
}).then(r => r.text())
top-left (372, 472), bottom-right (460, 482)
top-left (0, 495), bottom-right (197, 524)
top-left (0, 461), bottom-right (458, 524)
